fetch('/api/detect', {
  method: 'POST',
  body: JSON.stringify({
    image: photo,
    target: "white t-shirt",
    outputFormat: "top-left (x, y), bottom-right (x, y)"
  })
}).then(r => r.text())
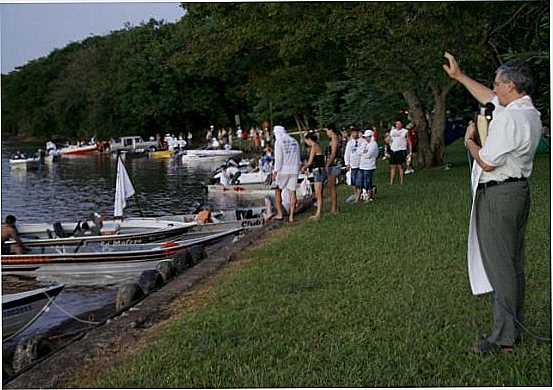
top-left (344, 138), bottom-right (361, 169)
top-left (390, 128), bottom-right (408, 151)
top-left (358, 139), bottom-right (379, 170)
top-left (274, 134), bottom-right (301, 174)
top-left (479, 96), bottom-right (542, 183)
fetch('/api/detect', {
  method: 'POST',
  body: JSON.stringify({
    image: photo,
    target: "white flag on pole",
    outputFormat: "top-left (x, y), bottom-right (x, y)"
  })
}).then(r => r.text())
top-left (114, 156), bottom-right (135, 217)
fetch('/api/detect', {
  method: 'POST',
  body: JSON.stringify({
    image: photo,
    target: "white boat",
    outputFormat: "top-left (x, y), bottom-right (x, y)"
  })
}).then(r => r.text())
top-left (9, 156), bottom-right (41, 170)
top-left (59, 143), bottom-right (97, 155)
top-left (159, 207), bottom-right (267, 232)
top-left (180, 149), bottom-right (242, 162)
top-left (5, 218), bottom-right (197, 249)
top-left (2, 284), bottom-right (64, 339)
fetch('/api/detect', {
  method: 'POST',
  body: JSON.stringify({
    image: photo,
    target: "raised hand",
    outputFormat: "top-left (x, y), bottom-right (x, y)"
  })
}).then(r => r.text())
top-left (443, 52), bottom-right (462, 80)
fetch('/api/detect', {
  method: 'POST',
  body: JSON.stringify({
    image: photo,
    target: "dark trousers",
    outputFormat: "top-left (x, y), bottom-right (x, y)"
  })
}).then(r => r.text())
top-left (475, 180), bottom-right (530, 345)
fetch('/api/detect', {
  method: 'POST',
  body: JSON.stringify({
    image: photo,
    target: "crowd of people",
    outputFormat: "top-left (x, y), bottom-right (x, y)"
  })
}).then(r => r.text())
top-left (266, 120), bottom-right (418, 223)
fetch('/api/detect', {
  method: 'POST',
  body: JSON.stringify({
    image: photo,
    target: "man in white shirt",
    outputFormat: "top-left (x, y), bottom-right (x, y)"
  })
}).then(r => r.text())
top-left (444, 52), bottom-right (542, 354)
top-left (344, 128), bottom-right (361, 203)
top-left (389, 121), bottom-right (408, 185)
top-left (272, 125), bottom-right (301, 222)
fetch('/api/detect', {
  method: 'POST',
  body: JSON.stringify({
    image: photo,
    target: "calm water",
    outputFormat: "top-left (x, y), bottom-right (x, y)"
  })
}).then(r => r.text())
top-left (1, 141), bottom-right (262, 222)
top-left (1, 140), bottom-right (265, 344)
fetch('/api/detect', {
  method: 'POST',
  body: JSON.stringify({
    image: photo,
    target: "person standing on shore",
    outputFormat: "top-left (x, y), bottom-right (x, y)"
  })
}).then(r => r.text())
top-left (273, 125), bottom-right (301, 223)
top-left (358, 129), bottom-right (379, 202)
top-left (302, 132), bottom-right (326, 220)
top-left (325, 125), bottom-right (343, 215)
top-left (344, 128), bottom-right (362, 203)
top-left (443, 52), bottom-right (542, 354)
top-left (389, 121), bottom-right (408, 185)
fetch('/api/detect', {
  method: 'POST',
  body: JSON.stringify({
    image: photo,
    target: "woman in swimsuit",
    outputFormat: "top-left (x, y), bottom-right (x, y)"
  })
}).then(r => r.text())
top-left (302, 132), bottom-right (325, 220)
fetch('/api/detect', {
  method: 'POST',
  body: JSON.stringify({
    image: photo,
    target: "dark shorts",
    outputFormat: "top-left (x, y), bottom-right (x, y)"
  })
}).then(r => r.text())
top-left (390, 150), bottom-right (407, 165)
top-left (350, 168), bottom-right (360, 187)
top-left (357, 169), bottom-right (375, 190)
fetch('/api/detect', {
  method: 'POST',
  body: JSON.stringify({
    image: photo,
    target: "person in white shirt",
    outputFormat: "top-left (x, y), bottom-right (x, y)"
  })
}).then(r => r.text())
top-left (357, 129), bottom-right (380, 202)
top-left (272, 125), bottom-right (301, 223)
top-left (444, 52), bottom-right (542, 354)
top-left (344, 128), bottom-right (361, 203)
top-left (389, 121), bottom-right (408, 185)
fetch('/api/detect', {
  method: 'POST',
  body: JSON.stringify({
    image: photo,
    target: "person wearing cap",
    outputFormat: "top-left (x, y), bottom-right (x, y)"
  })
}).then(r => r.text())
top-left (272, 125), bottom-right (301, 222)
top-left (206, 125), bottom-right (214, 142)
top-left (444, 52), bottom-right (542, 354)
top-left (357, 129), bottom-right (380, 202)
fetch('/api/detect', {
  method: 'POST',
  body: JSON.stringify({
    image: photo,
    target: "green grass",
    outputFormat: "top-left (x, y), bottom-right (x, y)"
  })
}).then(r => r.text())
top-left (93, 140), bottom-right (551, 387)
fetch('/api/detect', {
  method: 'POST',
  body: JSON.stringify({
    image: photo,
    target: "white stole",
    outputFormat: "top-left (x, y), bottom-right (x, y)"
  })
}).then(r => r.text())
top-left (467, 162), bottom-right (493, 295)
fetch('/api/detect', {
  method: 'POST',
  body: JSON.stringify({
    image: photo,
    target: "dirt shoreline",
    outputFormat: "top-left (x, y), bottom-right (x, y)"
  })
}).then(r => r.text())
top-left (4, 222), bottom-right (282, 389)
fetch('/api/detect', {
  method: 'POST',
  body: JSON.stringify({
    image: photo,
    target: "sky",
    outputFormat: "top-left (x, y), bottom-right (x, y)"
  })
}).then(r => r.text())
top-left (0, 2), bottom-right (185, 74)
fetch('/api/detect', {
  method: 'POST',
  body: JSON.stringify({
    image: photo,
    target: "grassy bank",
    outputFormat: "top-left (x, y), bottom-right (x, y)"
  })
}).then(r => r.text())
top-left (92, 141), bottom-right (550, 387)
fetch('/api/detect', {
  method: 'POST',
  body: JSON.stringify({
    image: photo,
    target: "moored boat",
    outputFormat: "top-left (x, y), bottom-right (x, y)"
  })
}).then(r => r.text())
top-left (159, 207), bottom-right (267, 232)
top-left (2, 284), bottom-right (64, 339)
top-left (5, 218), bottom-right (197, 249)
top-left (1, 228), bottom-right (242, 271)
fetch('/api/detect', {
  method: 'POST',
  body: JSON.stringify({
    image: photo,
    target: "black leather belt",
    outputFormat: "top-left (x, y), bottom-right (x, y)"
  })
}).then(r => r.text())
top-left (478, 177), bottom-right (527, 190)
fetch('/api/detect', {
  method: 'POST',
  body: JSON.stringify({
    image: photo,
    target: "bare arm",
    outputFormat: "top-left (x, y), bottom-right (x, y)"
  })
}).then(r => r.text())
top-left (443, 52), bottom-right (495, 105)
top-left (303, 147), bottom-right (316, 170)
top-left (326, 136), bottom-right (338, 168)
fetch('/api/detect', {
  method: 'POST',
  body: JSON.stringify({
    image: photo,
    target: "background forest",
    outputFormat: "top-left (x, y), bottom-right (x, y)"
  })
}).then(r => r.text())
top-left (1, 1), bottom-right (549, 167)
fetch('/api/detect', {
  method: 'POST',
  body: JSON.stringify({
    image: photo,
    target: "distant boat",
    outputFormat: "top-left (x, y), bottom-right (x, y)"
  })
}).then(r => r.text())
top-left (180, 149), bottom-right (242, 162)
top-left (59, 144), bottom-right (97, 155)
top-left (9, 156), bottom-right (41, 170)
top-left (149, 150), bottom-right (174, 159)
top-left (2, 284), bottom-right (64, 340)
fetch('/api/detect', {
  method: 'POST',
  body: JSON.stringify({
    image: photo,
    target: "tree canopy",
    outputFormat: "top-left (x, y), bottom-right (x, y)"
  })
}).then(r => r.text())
top-left (2, 1), bottom-right (548, 166)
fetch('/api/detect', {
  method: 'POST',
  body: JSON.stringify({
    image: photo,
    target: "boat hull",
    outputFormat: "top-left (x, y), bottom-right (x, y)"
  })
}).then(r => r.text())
top-left (59, 144), bottom-right (97, 155)
top-left (2, 284), bottom-right (64, 339)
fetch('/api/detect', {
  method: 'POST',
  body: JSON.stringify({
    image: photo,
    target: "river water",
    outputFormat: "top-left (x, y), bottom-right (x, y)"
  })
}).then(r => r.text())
top-left (1, 140), bottom-right (265, 344)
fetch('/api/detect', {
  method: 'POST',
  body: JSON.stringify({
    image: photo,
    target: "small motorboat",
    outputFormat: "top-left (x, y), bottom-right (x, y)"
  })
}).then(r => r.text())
top-left (158, 207), bottom-right (267, 232)
top-left (2, 284), bottom-right (64, 339)
top-left (1, 228), bottom-right (242, 272)
top-left (9, 155), bottom-right (41, 170)
top-left (4, 218), bottom-right (197, 249)
top-left (181, 148), bottom-right (242, 162)
top-left (59, 143), bottom-right (97, 155)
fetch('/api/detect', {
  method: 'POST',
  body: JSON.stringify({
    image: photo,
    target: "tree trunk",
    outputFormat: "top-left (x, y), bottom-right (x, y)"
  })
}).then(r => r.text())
top-left (430, 86), bottom-right (448, 167)
top-left (402, 89), bottom-right (432, 168)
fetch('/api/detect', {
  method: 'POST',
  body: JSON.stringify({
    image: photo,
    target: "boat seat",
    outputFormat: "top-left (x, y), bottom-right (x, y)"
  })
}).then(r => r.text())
top-left (53, 222), bottom-right (68, 238)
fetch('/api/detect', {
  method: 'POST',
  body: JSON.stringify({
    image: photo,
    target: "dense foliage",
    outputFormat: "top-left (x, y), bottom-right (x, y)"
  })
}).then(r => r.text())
top-left (1, 2), bottom-right (549, 166)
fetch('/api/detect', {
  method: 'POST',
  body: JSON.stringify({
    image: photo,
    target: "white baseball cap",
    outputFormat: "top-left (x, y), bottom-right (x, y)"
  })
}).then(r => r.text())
top-left (363, 129), bottom-right (373, 138)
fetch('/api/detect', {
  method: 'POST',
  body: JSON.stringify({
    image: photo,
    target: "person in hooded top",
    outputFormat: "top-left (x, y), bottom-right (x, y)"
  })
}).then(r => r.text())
top-left (272, 125), bottom-right (301, 223)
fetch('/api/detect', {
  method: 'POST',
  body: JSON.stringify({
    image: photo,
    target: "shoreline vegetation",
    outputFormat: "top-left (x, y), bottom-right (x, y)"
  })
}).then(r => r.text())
top-left (71, 141), bottom-right (550, 388)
